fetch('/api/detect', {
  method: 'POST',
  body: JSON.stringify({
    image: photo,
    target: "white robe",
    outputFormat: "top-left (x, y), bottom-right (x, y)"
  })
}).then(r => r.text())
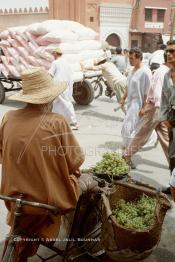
top-left (122, 65), bottom-right (157, 148)
top-left (49, 57), bottom-right (77, 124)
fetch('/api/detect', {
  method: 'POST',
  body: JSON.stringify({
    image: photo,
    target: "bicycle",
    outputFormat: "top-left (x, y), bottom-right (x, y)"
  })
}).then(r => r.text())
top-left (0, 177), bottom-right (113, 262)
top-left (90, 75), bottom-right (115, 99)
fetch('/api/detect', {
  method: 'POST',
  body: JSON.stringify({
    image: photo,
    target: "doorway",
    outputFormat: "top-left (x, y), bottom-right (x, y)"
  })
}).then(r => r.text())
top-left (106, 33), bottom-right (121, 47)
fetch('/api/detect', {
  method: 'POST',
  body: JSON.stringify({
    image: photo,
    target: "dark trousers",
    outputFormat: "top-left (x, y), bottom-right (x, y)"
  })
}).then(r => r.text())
top-left (169, 128), bottom-right (175, 172)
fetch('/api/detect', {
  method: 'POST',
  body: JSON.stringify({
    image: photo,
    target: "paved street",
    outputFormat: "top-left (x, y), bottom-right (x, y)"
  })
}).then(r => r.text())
top-left (0, 92), bottom-right (175, 261)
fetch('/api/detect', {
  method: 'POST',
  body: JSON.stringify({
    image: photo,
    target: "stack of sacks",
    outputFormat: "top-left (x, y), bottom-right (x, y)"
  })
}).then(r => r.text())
top-left (0, 20), bottom-right (104, 81)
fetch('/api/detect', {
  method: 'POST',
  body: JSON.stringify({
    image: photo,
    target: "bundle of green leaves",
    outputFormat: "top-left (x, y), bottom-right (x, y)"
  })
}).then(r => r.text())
top-left (93, 152), bottom-right (129, 176)
top-left (112, 194), bottom-right (157, 230)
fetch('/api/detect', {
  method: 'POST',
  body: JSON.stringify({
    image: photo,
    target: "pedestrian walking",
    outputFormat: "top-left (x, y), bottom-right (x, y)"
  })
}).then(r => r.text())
top-left (149, 44), bottom-right (166, 72)
top-left (121, 47), bottom-right (157, 168)
top-left (123, 53), bottom-right (170, 167)
top-left (49, 48), bottom-right (78, 130)
top-left (160, 40), bottom-right (175, 195)
top-left (111, 47), bottom-right (127, 74)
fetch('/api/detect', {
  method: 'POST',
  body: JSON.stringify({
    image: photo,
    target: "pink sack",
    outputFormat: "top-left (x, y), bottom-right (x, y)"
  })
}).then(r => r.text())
top-left (7, 47), bottom-right (20, 62)
top-left (0, 40), bottom-right (10, 48)
top-left (0, 30), bottom-right (10, 40)
top-left (1, 47), bottom-right (10, 62)
top-left (19, 57), bottom-right (29, 69)
top-left (14, 35), bottom-right (30, 52)
top-left (16, 47), bottom-right (29, 61)
top-left (28, 42), bottom-right (37, 54)
top-left (8, 39), bottom-right (21, 49)
top-left (25, 32), bottom-right (39, 48)
top-left (1, 55), bottom-right (10, 67)
top-left (8, 64), bottom-right (20, 77)
top-left (37, 58), bottom-right (51, 70)
top-left (37, 49), bottom-right (54, 62)
top-left (1, 56), bottom-right (11, 75)
top-left (9, 56), bottom-right (18, 66)
top-left (27, 56), bottom-right (40, 66)
top-left (18, 64), bottom-right (26, 73)
top-left (35, 36), bottom-right (51, 46)
top-left (0, 63), bottom-right (8, 77)
top-left (8, 57), bottom-right (21, 72)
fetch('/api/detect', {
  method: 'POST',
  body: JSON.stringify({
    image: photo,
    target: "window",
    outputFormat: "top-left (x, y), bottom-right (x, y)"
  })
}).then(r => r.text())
top-left (90, 16), bottom-right (94, 22)
top-left (145, 8), bottom-right (153, 22)
top-left (157, 9), bottom-right (165, 22)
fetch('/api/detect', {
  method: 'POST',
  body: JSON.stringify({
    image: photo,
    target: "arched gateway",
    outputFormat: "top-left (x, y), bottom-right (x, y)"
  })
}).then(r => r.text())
top-left (105, 33), bottom-right (121, 47)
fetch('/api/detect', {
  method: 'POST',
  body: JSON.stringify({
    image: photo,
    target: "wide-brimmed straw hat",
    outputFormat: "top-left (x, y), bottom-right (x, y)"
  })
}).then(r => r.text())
top-left (9, 67), bottom-right (67, 104)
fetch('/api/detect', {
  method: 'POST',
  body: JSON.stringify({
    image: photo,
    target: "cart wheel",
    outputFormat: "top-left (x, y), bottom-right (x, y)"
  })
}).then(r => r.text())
top-left (0, 82), bottom-right (5, 104)
top-left (73, 80), bottom-right (94, 105)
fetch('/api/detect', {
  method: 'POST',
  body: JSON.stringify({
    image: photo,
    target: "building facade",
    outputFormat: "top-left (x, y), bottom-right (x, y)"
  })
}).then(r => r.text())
top-left (0, 6), bottom-right (49, 33)
top-left (49, 0), bottom-right (175, 51)
top-left (49, 0), bottom-right (132, 49)
top-left (0, 1), bottom-right (174, 51)
top-left (130, 0), bottom-right (173, 51)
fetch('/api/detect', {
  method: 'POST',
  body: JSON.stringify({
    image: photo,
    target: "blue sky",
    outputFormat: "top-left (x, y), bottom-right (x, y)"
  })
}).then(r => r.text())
top-left (0, 0), bottom-right (48, 9)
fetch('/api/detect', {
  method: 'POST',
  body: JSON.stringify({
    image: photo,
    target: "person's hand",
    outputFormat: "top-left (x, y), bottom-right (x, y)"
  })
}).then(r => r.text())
top-left (79, 174), bottom-right (99, 193)
top-left (73, 169), bottom-right (81, 178)
top-left (163, 120), bottom-right (172, 128)
top-left (139, 107), bottom-right (145, 118)
top-left (110, 90), bottom-right (116, 97)
top-left (119, 98), bottom-right (125, 108)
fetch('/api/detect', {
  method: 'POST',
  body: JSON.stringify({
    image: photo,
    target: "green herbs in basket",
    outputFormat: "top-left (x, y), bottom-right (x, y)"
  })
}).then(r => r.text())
top-left (112, 194), bottom-right (157, 230)
top-left (93, 152), bottom-right (129, 176)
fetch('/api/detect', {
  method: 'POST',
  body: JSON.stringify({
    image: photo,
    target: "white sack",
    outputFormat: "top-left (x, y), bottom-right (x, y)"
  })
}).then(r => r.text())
top-left (38, 30), bottom-right (78, 43)
top-left (44, 43), bottom-right (80, 54)
top-left (79, 50), bottom-right (104, 60)
top-left (62, 54), bottom-right (80, 64)
top-left (77, 40), bottom-right (102, 51)
top-left (73, 71), bottom-right (84, 82)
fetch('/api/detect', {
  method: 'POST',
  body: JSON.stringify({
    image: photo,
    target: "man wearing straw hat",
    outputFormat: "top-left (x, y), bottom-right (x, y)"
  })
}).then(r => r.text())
top-left (49, 48), bottom-right (79, 130)
top-left (0, 67), bottom-right (85, 260)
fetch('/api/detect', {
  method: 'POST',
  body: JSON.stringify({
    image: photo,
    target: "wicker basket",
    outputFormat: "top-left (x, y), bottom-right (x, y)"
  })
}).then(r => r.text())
top-left (101, 180), bottom-right (171, 261)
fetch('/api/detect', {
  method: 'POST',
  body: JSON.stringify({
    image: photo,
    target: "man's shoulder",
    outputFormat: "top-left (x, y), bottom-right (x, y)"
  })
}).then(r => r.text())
top-left (0, 110), bottom-right (19, 126)
top-left (2, 110), bottom-right (18, 119)
top-left (46, 112), bottom-right (70, 128)
top-left (45, 112), bottom-right (66, 122)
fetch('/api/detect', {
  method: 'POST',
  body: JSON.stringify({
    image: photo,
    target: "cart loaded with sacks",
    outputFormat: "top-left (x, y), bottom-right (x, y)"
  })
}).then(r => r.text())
top-left (0, 71), bottom-right (96, 106)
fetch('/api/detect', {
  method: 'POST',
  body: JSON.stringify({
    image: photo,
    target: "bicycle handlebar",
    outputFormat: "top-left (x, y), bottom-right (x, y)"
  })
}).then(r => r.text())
top-left (0, 195), bottom-right (67, 214)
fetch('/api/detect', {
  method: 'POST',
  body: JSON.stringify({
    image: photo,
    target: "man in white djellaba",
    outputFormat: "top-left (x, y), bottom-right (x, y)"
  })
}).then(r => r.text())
top-left (49, 48), bottom-right (78, 130)
top-left (120, 47), bottom-right (157, 168)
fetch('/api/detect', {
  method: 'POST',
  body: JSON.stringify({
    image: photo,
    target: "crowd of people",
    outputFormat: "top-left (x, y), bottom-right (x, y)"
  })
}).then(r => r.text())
top-left (0, 39), bottom-right (175, 260)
